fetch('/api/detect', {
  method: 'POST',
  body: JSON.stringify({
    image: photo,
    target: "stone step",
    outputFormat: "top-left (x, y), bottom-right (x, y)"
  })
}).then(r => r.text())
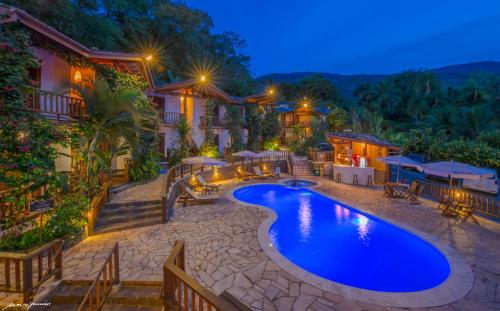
top-left (96, 209), bottom-right (162, 227)
top-left (94, 218), bottom-right (163, 235)
top-left (49, 282), bottom-right (162, 310)
top-left (99, 204), bottom-right (162, 217)
top-left (110, 183), bottom-right (133, 194)
top-left (104, 200), bottom-right (162, 209)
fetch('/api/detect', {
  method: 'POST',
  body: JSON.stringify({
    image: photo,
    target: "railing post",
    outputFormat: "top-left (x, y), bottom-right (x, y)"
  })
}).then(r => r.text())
top-left (162, 196), bottom-right (167, 224)
top-left (114, 243), bottom-right (120, 284)
top-left (163, 266), bottom-right (176, 311)
top-left (22, 257), bottom-right (33, 303)
top-left (55, 242), bottom-right (63, 280)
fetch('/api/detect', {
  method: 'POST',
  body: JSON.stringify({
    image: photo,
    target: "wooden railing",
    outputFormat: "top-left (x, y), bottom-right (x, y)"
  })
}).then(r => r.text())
top-left (0, 184), bottom-right (50, 228)
top-left (199, 115), bottom-right (228, 128)
top-left (416, 180), bottom-right (500, 219)
top-left (0, 239), bottom-right (64, 303)
top-left (25, 87), bottom-right (86, 120)
top-left (161, 112), bottom-right (184, 125)
top-left (163, 240), bottom-right (238, 311)
top-left (281, 120), bottom-right (311, 128)
top-left (287, 153), bottom-right (294, 175)
top-left (86, 178), bottom-right (112, 236)
top-left (307, 150), bottom-right (334, 162)
top-left (77, 242), bottom-right (120, 311)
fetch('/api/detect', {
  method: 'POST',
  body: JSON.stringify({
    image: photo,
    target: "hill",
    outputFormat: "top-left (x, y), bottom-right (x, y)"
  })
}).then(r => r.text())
top-left (257, 61), bottom-right (500, 98)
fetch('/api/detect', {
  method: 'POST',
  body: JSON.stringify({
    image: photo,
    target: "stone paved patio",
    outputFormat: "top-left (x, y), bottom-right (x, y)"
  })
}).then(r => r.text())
top-left (61, 177), bottom-right (500, 311)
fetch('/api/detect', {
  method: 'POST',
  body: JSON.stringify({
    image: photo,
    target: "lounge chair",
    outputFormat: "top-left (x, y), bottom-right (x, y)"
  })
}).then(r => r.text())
top-left (179, 180), bottom-right (220, 206)
top-left (196, 175), bottom-right (221, 192)
top-left (253, 166), bottom-right (273, 178)
top-left (188, 177), bottom-right (215, 195)
top-left (236, 167), bottom-right (259, 181)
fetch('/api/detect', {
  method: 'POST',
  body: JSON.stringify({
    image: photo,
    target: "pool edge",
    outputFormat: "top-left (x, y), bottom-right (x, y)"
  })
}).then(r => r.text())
top-left (226, 183), bottom-right (474, 308)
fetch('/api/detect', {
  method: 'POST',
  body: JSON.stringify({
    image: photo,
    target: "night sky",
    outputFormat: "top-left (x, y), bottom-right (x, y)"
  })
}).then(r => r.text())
top-left (186, 0), bottom-right (500, 76)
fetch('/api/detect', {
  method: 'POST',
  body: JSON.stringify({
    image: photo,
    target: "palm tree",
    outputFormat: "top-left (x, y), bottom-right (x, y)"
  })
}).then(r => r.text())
top-left (75, 79), bottom-right (141, 183)
top-left (453, 105), bottom-right (498, 138)
top-left (368, 81), bottom-right (400, 114)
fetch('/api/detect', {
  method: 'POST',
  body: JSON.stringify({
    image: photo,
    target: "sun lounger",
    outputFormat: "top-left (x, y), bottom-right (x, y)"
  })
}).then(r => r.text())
top-left (196, 175), bottom-right (221, 191)
top-left (236, 168), bottom-right (260, 181)
top-left (402, 182), bottom-right (423, 204)
top-left (180, 180), bottom-right (220, 201)
top-left (253, 166), bottom-right (273, 178)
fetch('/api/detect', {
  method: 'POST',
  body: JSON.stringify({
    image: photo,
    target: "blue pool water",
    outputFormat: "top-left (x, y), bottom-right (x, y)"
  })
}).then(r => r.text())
top-left (233, 184), bottom-right (450, 292)
top-left (282, 179), bottom-right (317, 188)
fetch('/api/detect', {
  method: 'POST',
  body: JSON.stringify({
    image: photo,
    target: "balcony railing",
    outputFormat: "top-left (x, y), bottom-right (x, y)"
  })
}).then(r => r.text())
top-left (161, 112), bottom-right (184, 126)
top-left (24, 87), bottom-right (86, 120)
top-left (199, 115), bottom-right (228, 128)
top-left (281, 120), bottom-right (311, 128)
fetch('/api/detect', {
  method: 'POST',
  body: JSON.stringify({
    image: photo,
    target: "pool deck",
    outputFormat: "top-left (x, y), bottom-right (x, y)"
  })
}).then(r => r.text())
top-left (12, 176), bottom-right (500, 310)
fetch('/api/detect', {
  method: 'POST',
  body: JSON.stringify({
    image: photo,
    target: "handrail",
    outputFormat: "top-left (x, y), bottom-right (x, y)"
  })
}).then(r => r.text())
top-left (199, 115), bottom-right (228, 128)
top-left (87, 179), bottom-right (111, 236)
top-left (163, 240), bottom-right (238, 311)
top-left (160, 112), bottom-right (184, 125)
top-left (24, 86), bottom-right (86, 119)
top-left (0, 239), bottom-right (64, 303)
top-left (416, 180), bottom-right (500, 219)
top-left (77, 242), bottom-right (120, 311)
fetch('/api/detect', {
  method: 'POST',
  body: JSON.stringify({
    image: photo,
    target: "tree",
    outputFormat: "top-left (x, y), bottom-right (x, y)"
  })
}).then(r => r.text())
top-left (261, 110), bottom-right (281, 145)
top-left (225, 105), bottom-right (245, 151)
top-left (327, 107), bottom-right (350, 132)
top-left (74, 79), bottom-right (141, 186)
top-left (246, 105), bottom-right (262, 151)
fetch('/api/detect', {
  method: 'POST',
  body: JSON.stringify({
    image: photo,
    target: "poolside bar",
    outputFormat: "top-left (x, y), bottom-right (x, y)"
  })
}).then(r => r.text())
top-left (325, 133), bottom-right (402, 185)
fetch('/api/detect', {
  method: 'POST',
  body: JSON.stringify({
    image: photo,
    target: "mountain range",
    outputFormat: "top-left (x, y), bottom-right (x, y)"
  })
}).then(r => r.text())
top-left (257, 61), bottom-right (500, 98)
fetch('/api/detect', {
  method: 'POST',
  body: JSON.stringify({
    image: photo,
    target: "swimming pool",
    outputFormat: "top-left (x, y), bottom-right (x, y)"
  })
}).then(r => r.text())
top-left (233, 184), bottom-right (451, 292)
top-left (282, 179), bottom-right (317, 188)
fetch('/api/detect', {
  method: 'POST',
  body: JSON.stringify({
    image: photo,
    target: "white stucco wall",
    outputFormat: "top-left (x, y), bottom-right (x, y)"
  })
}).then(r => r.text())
top-left (34, 49), bottom-right (72, 93)
top-left (192, 97), bottom-right (205, 148)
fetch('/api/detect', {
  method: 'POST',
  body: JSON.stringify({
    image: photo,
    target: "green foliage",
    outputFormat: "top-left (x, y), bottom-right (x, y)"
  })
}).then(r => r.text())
top-left (129, 150), bottom-right (160, 182)
top-left (0, 193), bottom-right (89, 251)
top-left (263, 138), bottom-right (280, 151)
top-left (225, 105), bottom-right (245, 152)
top-left (394, 129), bottom-right (500, 172)
top-left (478, 130), bottom-right (500, 149)
top-left (261, 110), bottom-right (281, 143)
top-left (200, 143), bottom-right (219, 158)
top-left (0, 26), bottom-right (68, 219)
top-left (245, 105), bottom-right (262, 151)
top-left (170, 116), bottom-right (192, 166)
top-left (327, 107), bottom-right (350, 131)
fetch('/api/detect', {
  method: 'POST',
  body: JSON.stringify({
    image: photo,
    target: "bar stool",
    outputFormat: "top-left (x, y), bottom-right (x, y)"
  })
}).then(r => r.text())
top-left (335, 173), bottom-right (342, 183)
top-left (353, 174), bottom-right (359, 185)
top-left (367, 175), bottom-right (373, 187)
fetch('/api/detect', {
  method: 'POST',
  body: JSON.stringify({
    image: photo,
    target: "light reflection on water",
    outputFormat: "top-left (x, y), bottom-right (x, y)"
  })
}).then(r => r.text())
top-left (353, 214), bottom-right (371, 245)
top-left (298, 192), bottom-right (312, 241)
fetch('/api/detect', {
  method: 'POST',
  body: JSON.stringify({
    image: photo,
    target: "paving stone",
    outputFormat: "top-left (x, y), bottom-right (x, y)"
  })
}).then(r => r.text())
top-left (244, 261), bottom-right (267, 283)
top-left (265, 285), bottom-right (282, 301)
top-left (292, 294), bottom-right (315, 311)
top-left (290, 282), bottom-right (300, 297)
top-left (234, 273), bottom-right (252, 289)
top-left (275, 296), bottom-right (295, 311)
top-left (212, 274), bottom-right (234, 294)
top-left (300, 283), bottom-right (322, 296)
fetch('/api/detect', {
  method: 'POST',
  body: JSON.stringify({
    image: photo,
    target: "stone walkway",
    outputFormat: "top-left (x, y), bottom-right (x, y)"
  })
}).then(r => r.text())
top-left (61, 177), bottom-right (499, 310)
top-left (109, 175), bottom-right (166, 204)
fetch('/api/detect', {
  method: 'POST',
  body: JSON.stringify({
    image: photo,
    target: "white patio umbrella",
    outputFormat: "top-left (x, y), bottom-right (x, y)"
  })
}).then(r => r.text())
top-left (232, 150), bottom-right (260, 165)
top-left (377, 155), bottom-right (423, 183)
top-left (420, 160), bottom-right (495, 187)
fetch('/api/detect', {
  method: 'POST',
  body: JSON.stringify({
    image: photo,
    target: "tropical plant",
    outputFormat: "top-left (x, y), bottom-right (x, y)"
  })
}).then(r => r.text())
top-left (225, 105), bottom-right (245, 152)
top-left (74, 78), bottom-right (141, 186)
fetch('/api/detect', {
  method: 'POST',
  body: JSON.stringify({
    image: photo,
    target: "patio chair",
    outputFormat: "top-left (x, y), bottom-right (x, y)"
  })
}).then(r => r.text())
top-left (253, 166), bottom-right (273, 178)
top-left (263, 165), bottom-right (280, 177)
top-left (382, 182), bottom-right (393, 198)
top-left (403, 182), bottom-right (423, 204)
top-left (187, 177), bottom-right (215, 195)
top-left (196, 175), bottom-right (221, 192)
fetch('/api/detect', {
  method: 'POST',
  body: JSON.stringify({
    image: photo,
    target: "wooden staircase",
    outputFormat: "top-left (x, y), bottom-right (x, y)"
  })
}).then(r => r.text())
top-left (94, 200), bottom-right (163, 235)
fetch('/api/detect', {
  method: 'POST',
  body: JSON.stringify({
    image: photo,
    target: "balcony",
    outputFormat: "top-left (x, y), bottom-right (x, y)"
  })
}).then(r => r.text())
top-left (199, 115), bottom-right (228, 128)
top-left (281, 120), bottom-right (311, 128)
top-left (160, 112), bottom-right (184, 126)
top-left (24, 87), bottom-right (86, 120)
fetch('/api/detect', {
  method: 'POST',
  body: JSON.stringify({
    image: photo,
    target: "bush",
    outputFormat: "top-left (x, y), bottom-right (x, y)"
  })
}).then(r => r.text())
top-left (129, 150), bottom-right (160, 182)
top-left (0, 193), bottom-right (89, 251)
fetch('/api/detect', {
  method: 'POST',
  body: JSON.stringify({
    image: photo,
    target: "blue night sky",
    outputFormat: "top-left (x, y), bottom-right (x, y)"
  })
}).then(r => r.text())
top-left (186, 0), bottom-right (500, 77)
